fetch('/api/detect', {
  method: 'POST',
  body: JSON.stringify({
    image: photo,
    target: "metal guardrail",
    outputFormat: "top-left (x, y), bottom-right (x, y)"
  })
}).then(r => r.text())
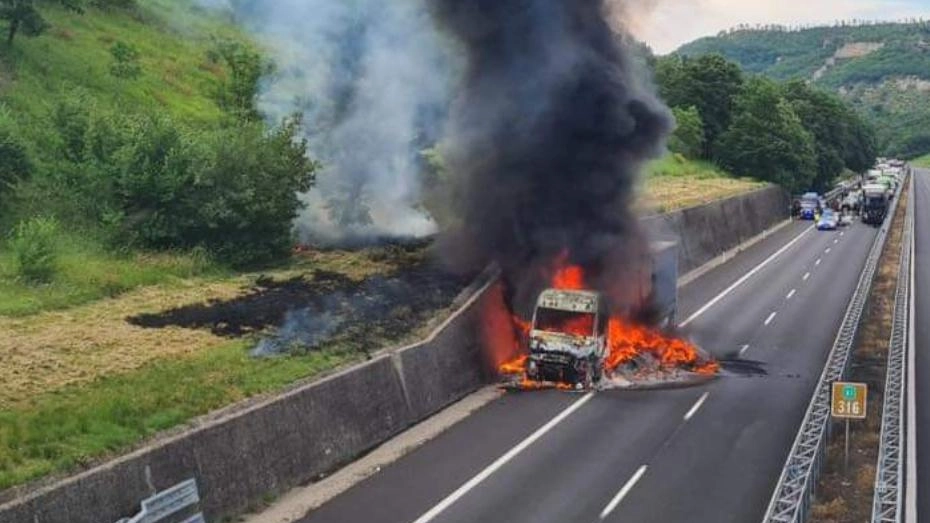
top-left (115, 478), bottom-right (205, 523)
top-left (870, 172), bottom-right (914, 522)
top-left (824, 186), bottom-right (846, 202)
top-left (762, 176), bottom-right (906, 523)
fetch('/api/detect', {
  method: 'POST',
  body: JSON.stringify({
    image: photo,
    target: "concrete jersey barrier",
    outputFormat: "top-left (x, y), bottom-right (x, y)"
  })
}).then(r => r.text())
top-left (642, 185), bottom-right (789, 274)
top-left (0, 185), bottom-right (789, 523)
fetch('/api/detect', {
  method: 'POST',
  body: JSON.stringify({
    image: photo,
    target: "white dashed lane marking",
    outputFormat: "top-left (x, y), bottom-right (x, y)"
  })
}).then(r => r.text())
top-left (684, 393), bottom-right (710, 421)
top-left (599, 466), bottom-right (648, 520)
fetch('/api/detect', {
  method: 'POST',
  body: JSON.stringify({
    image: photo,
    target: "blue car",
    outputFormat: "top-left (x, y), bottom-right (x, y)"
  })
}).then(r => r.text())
top-left (799, 192), bottom-right (821, 220)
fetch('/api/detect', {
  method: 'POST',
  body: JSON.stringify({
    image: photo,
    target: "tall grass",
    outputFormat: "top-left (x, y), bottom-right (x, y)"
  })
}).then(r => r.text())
top-left (646, 153), bottom-right (737, 180)
top-left (0, 340), bottom-right (359, 490)
top-left (8, 217), bottom-right (60, 283)
top-left (0, 231), bottom-right (221, 317)
top-left (0, 2), bottom-right (242, 133)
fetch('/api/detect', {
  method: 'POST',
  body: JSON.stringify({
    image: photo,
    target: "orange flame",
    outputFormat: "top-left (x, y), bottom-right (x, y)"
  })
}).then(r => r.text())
top-left (605, 317), bottom-right (716, 374)
top-left (551, 251), bottom-right (586, 290)
top-left (496, 256), bottom-right (718, 389)
top-left (512, 316), bottom-right (531, 338)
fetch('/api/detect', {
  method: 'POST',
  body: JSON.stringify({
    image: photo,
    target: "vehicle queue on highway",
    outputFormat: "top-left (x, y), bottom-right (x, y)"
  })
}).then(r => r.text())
top-left (792, 158), bottom-right (908, 230)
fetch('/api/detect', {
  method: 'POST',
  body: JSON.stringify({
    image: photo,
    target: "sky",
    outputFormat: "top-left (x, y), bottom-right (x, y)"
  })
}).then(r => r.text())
top-left (627, 0), bottom-right (930, 53)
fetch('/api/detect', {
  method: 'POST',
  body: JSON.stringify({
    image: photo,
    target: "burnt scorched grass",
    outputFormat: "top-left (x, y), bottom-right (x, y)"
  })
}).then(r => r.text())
top-left (128, 262), bottom-right (470, 357)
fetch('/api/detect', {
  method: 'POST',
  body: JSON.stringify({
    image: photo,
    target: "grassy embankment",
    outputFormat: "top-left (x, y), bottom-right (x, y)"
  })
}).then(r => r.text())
top-left (0, 1), bottom-right (353, 491)
top-left (0, 0), bottom-right (242, 317)
top-left (642, 153), bottom-right (767, 213)
top-left (910, 153), bottom-right (930, 168)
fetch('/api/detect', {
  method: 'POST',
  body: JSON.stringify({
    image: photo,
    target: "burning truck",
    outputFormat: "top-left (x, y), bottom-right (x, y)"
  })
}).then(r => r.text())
top-left (501, 242), bottom-right (717, 390)
top-left (523, 241), bottom-right (677, 388)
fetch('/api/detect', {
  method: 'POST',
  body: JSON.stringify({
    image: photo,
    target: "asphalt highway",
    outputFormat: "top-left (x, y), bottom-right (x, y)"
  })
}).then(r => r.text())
top-left (912, 169), bottom-right (929, 521)
top-left (301, 218), bottom-right (880, 523)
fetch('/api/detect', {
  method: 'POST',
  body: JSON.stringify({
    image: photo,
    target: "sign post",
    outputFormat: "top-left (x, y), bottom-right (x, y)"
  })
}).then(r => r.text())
top-left (831, 381), bottom-right (868, 474)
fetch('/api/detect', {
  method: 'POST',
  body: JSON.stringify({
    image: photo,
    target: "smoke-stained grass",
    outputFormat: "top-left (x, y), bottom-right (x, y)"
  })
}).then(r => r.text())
top-left (0, 339), bottom-right (362, 491)
top-left (641, 154), bottom-right (767, 213)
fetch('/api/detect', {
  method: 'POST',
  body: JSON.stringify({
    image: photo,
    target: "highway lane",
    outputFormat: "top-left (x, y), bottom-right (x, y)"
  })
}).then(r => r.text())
top-left (300, 219), bottom-right (877, 523)
top-left (912, 168), bottom-right (930, 521)
top-left (611, 221), bottom-right (876, 523)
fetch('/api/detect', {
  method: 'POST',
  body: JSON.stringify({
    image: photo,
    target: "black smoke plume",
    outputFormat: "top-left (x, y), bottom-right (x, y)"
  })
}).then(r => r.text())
top-left (433, 1), bottom-right (673, 314)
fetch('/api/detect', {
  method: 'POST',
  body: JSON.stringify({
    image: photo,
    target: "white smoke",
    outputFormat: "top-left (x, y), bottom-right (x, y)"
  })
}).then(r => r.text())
top-left (200, 0), bottom-right (455, 245)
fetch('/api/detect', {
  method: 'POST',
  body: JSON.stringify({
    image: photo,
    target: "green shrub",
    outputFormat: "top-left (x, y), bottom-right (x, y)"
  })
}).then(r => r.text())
top-left (0, 126), bottom-right (32, 198)
top-left (109, 41), bottom-right (142, 80)
top-left (9, 217), bottom-right (60, 283)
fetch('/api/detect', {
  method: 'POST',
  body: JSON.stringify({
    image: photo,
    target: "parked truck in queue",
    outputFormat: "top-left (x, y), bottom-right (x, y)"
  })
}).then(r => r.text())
top-left (861, 183), bottom-right (889, 226)
top-left (524, 242), bottom-right (678, 389)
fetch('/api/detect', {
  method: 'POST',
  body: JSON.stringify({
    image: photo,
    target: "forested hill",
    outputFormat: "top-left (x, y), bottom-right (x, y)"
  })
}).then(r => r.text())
top-left (676, 21), bottom-right (930, 158)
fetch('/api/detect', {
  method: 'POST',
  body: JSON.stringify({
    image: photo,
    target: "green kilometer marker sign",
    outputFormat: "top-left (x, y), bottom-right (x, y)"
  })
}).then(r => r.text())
top-left (831, 381), bottom-right (868, 420)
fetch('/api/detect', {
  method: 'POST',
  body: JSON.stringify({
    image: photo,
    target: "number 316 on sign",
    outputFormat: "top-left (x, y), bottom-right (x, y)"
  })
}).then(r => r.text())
top-left (831, 382), bottom-right (868, 420)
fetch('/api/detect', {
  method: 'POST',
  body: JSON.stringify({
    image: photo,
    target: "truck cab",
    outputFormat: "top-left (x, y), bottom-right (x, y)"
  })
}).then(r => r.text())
top-left (524, 242), bottom-right (678, 389)
top-left (525, 290), bottom-right (606, 388)
top-left (861, 184), bottom-right (889, 226)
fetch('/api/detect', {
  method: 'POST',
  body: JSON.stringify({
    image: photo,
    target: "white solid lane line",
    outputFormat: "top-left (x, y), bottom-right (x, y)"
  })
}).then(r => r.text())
top-left (679, 226), bottom-right (814, 328)
top-left (786, 289), bottom-right (797, 300)
top-left (804, 272), bottom-right (811, 281)
top-left (684, 392), bottom-right (710, 421)
top-left (906, 173), bottom-right (918, 523)
top-left (411, 393), bottom-right (595, 523)
top-left (739, 344), bottom-right (750, 356)
top-left (764, 312), bottom-right (777, 326)
top-left (599, 466), bottom-right (648, 520)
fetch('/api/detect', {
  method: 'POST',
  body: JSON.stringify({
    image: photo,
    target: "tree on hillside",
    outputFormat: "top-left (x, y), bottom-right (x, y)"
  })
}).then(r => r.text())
top-left (0, 0), bottom-right (83, 45)
top-left (782, 81), bottom-right (849, 191)
top-left (782, 81), bottom-right (877, 183)
top-left (842, 112), bottom-right (877, 171)
top-left (655, 54), bottom-right (744, 159)
top-left (668, 106), bottom-right (705, 158)
top-left (717, 77), bottom-right (816, 193)
top-left (208, 39), bottom-right (269, 122)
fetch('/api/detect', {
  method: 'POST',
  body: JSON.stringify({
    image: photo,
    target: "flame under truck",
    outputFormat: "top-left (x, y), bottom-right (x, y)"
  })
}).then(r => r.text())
top-left (524, 242), bottom-right (678, 388)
